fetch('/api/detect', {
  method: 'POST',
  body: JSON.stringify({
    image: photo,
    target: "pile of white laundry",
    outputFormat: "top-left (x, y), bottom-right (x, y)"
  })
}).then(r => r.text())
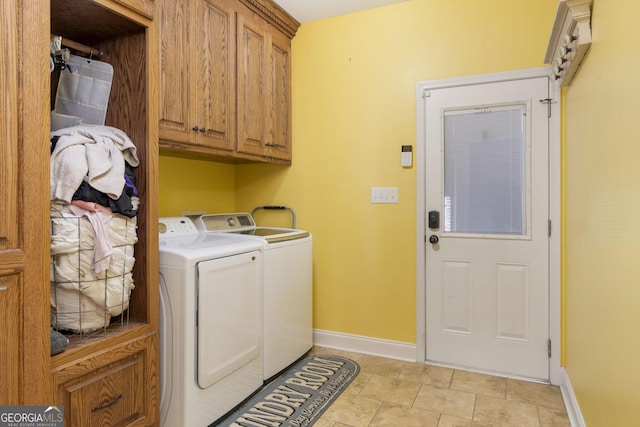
top-left (49, 125), bottom-right (139, 333)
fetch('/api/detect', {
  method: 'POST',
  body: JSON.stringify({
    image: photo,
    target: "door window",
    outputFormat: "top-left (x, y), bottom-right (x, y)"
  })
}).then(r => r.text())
top-left (443, 105), bottom-right (528, 237)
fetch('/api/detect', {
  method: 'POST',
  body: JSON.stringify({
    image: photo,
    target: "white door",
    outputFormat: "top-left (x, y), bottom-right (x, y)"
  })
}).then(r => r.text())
top-left (424, 76), bottom-right (550, 380)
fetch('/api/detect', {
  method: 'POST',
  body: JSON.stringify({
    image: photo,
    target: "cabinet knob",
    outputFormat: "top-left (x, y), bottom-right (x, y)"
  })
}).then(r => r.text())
top-left (200, 127), bottom-right (205, 133)
top-left (192, 125), bottom-right (199, 131)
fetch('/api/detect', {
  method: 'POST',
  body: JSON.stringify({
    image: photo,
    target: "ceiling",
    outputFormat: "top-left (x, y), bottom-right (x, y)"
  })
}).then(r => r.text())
top-left (272, 0), bottom-right (410, 23)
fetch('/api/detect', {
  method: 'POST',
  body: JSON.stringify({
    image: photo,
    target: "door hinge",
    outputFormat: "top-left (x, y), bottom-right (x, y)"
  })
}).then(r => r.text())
top-left (548, 220), bottom-right (552, 237)
top-left (539, 98), bottom-right (552, 118)
top-left (548, 339), bottom-right (552, 358)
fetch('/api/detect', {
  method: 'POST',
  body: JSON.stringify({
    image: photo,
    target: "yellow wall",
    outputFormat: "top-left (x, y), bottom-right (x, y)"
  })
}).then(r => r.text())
top-left (563, 0), bottom-right (640, 425)
top-left (235, 0), bottom-right (556, 343)
top-left (158, 156), bottom-right (235, 216)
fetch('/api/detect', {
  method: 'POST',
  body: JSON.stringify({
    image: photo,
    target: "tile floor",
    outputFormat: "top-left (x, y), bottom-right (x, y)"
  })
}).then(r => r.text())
top-left (309, 346), bottom-right (570, 427)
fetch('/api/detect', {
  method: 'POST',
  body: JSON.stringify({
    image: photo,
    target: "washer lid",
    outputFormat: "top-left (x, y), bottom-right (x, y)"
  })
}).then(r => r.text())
top-left (231, 227), bottom-right (310, 243)
top-left (196, 214), bottom-right (310, 243)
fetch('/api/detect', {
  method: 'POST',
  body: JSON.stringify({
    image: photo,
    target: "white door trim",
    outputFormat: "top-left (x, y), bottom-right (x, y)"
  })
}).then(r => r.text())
top-left (415, 67), bottom-right (562, 385)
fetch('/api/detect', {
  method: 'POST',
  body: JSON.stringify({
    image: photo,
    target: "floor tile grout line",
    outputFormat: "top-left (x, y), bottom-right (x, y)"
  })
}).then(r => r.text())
top-left (365, 398), bottom-right (384, 427)
top-left (409, 382), bottom-right (422, 409)
top-left (470, 392), bottom-right (478, 423)
top-left (536, 405), bottom-right (544, 427)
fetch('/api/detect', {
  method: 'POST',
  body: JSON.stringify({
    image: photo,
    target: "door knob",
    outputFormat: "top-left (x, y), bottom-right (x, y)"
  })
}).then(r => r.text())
top-left (429, 235), bottom-right (439, 245)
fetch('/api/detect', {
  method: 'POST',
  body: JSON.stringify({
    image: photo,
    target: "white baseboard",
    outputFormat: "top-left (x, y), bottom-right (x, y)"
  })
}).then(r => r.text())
top-left (313, 329), bottom-right (417, 362)
top-left (560, 367), bottom-right (586, 427)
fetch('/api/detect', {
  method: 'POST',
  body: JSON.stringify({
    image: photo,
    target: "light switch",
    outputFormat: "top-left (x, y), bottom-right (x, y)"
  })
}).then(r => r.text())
top-left (371, 187), bottom-right (398, 204)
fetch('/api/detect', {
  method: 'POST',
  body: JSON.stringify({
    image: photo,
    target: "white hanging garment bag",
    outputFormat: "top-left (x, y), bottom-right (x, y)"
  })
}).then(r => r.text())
top-left (52, 54), bottom-right (114, 129)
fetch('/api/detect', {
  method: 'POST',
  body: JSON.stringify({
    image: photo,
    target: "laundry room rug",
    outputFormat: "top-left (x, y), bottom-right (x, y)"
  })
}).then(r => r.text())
top-left (212, 355), bottom-right (360, 427)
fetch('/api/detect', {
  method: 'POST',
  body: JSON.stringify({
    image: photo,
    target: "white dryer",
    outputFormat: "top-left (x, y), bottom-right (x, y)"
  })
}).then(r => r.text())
top-left (195, 213), bottom-right (313, 380)
top-left (159, 217), bottom-right (264, 426)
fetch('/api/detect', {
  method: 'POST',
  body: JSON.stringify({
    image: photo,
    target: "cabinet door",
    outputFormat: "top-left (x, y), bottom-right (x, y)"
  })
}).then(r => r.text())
top-left (195, 0), bottom-right (236, 151)
top-left (0, 0), bottom-right (22, 405)
top-left (236, 9), bottom-right (270, 157)
top-left (160, 0), bottom-right (236, 151)
top-left (268, 27), bottom-right (292, 161)
top-left (159, 0), bottom-right (197, 145)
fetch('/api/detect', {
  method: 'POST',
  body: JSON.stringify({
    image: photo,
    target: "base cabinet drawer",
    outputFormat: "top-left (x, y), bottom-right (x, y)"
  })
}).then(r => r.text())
top-left (64, 355), bottom-right (143, 426)
top-left (54, 336), bottom-right (157, 427)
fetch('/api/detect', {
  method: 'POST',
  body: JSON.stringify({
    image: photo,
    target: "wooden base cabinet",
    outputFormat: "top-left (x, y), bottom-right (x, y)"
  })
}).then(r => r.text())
top-left (53, 334), bottom-right (157, 426)
top-left (159, 0), bottom-right (299, 164)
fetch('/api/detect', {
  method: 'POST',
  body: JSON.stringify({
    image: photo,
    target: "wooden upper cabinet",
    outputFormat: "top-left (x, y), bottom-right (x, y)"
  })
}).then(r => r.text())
top-left (159, 0), bottom-right (298, 163)
top-left (159, 0), bottom-right (236, 152)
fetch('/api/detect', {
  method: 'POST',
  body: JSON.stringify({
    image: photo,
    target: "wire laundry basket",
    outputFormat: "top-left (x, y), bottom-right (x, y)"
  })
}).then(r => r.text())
top-left (49, 203), bottom-right (136, 343)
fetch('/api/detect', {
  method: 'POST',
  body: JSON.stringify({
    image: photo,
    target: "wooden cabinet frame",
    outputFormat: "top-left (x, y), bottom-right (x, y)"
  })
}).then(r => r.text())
top-left (12, 0), bottom-right (160, 424)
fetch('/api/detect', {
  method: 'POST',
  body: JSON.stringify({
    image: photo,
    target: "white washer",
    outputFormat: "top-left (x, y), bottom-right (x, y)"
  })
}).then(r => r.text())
top-left (195, 213), bottom-right (313, 380)
top-left (159, 217), bottom-right (264, 426)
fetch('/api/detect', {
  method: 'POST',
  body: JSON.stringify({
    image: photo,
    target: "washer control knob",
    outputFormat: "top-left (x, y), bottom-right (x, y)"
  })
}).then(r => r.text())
top-left (429, 235), bottom-right (439, 245)
top-left (227, 217), bottom-right (236, 227)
